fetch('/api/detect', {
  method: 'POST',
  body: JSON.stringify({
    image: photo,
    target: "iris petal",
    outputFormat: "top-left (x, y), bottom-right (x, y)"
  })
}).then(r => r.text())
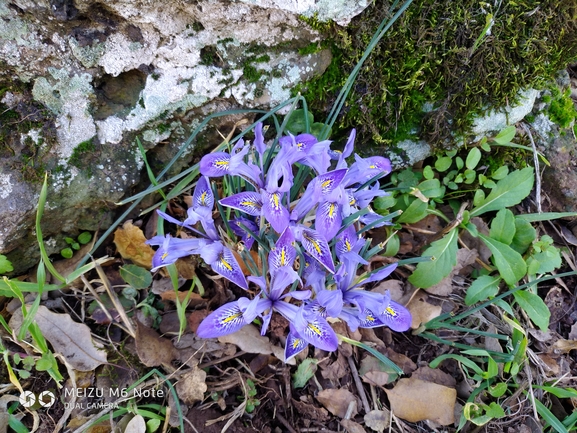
top-left (296, 227), bottom-right (335, 274)
top-left (262, 191), bottom-right (290, 233)
top-left (196, 301), bottom-right (247, 338)
top-left (220, 192), bottom-right (262, 216)
top-left (200, 152), bottom-right (231, 177)
top-left (210, 246), bottom-right (248, 290)
top-left (315, 201), bottom-right (342, 241)
top-left (378, 300), bottom-right (412, 332)
top-left (285, 330), bottom-right (308, 361)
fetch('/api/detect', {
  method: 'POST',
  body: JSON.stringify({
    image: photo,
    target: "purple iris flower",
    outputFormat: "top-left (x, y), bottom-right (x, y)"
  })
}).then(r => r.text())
top-left (335, 262), bottom-right (411, 332)
top-left (200, 139), bottom-right (263, 188)
top-left (147, 235), bottom-right (206, 272)
top-left (230, 217), bottom-right (258, 249)
top-left (291, 225), bottom-right (335, 274)
top-left (344, 154), bottom-right (392, 187)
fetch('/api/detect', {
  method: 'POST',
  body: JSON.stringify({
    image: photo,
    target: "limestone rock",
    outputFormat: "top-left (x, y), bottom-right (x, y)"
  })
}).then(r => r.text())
top-left (0, 0), bottom-right (368, 273)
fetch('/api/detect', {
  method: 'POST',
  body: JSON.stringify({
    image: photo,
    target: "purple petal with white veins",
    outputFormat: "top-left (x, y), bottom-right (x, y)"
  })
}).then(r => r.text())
top-left (285, 327), bottom-right (308, 361)
top-left (315, 201), bottom-right (342, 240)
top-left (196, 301), bottom-right (248, 338)
top-left (200, 152), bottom-right (231, 177)
top-left (377, 300), bottom-right (412, 332)
top-left (337, 129), bottom-right (356, 168)
top-left (299, 314), bottom-right (338, 352)
top-left (354, 263), bottom-right (398, 287)
top-left (156, 210), bottom-right (203, 235)
top-left (220, 192), bottom-right (263, 216)
top-left (354, 183), bottom-right (387, 209)
top-left (262, 190), bottom-right (290, 233)
top-left (358, 308), bottom-right (386, 328)
top-left (208, 244), bottom-right (248, 290)
top-left (269, 266), bottom-right (300, 300)
top-left (149, 235), bottom-right (205, 271)
top-left (359, 211), bottom-right (392, 228)
top-left (268, 229), bottom-right (296, 271)
top-left (317, 169), bottom-right (348, 195)
top-left (230, 217), bottom-right (258, 249)
top-left (193, 176), bottom-right (214, 210)
top-left (294, 227), bottom-right (335, 274)
top-left (315, 289), bottom-right (343, 318)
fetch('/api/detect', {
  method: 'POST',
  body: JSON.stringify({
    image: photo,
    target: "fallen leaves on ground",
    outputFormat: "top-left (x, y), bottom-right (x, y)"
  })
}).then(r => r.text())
top-left (134, 320), bottom-right (178, 367)
top-left (406, 290), bottom-right (443, 329)
top-left (385, 377), bottom-right (456, 425)
top-left (124, 415), bottom-right (146, 433)
top-left (113, 221), bottom-right (155, 268)
top-left (364, 409), bottom-right (390, 432)
top-left (316, 388), bottom-right (358, 418)
top-left (176, 364), bottom-right (208, 404)
top-left (33, 305), bottom-right (108, 371)
top-left (218, 324), bottom-right (292, 364)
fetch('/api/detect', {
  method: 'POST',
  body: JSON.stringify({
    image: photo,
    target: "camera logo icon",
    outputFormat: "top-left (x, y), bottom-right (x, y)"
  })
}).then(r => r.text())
top-left (18, 391), bottom-right (56, 409)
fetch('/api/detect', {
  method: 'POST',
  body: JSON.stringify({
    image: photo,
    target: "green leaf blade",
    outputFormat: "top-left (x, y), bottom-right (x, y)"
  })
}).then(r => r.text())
top-left (513, 290), bottom-right (550, 331)
top-left (465, 275), bottom-right (501, 305)
top-left (480, 234), bottom-right (527, 286)
top-left (408, 229), bottom-right (459, 289)
top-left (120, 265), bottom-right (152, 290)
top-left (489, 209), bottom-right (516, 245)
top-left (470, 168), bottom-right (534, 217)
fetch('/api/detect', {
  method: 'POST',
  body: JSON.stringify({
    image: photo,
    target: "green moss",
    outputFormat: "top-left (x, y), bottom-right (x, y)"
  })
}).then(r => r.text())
top-left (298, 0), bottom-right (577, 147)
top-left (548, 88), bottom-right (576, 128)
top-left (68, 137), bottom-right (96, 168)
top-left (243, 64), bottom-right (264, 83)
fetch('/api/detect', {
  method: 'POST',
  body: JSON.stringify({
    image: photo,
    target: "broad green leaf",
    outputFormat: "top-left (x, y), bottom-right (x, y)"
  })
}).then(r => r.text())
top-left (493, 125), bottom-right (516, 144)
top-left (383, 233), bottom-right (400, 257)
top-left (470, 167), bottom-right (534, 217)
top-left (408, 229), bottom-right (458, 288)
top-left (285, 109), bottom-right (314, 134)
top-left (373, 194), bottom-right (396, 211)
top-left (120, 265), bottom-right (152, 290)
top-left (466, 148), bottom-right (482, 170)
top-left (513, 290), bottom-right (550, 331)
top-left (292, 358), bottom-right (319, 388)
top-left (491, 165), bottom-right (509, 180)
top-left (435, 156), bottom-right (452, 172)
top-left (0, 255), bottom-right (13, 274)
top-left (396, 198), bottom-right (428, 224)
top-left (479, 234), bottom-right (527, 285)
top-left (473, 189), bottom-right (485, 207)
top-left (527, 246), bottom-right (562, 275)
top-left (310, 122), bottom-right (330, 138)
top-left (465, 275), bottom-right (501, 305)
top-left (488, 383), bottom-right (508, 398)
top-left (489, 209), bottom-right (516, 245)
top-left (78, 231), bottom-right (92, 244)
top-left (417, 179), bottom-right (444, 198)
top-left (516, 211), bottom-right (577, 222)
top-left (510, 218), bottom-right (536, 254)
top-left (485, 402), bottom-right (505, 418)
top-left (423, 165), bottom-right (434, 179)
top-left (464, 169), bottom-right (476, 184)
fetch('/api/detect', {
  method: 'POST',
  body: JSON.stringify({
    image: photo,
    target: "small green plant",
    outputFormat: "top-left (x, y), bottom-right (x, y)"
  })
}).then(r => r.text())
top-left (61, 231), bottom-right (92, 258)
top-left (238, 379), bottom-right (260, 413)
top-left (0, 254), bottom-right (13, 274)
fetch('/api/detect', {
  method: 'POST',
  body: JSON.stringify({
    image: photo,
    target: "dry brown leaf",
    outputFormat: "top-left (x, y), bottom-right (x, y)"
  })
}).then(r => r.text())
top-left (364, 409), bottom-right (390, 432)
top-left (385, 377), bottom-right (456, 425)
top-left (316, 388), bottom-right (358, 418)
top-left (359, 355), bottom-right (391, 386)
top-left (411, 366), bottom-right (456, 388)
top-left (135, 320), bottom-right (177, 367)
top-left (33, 306), bottom-right (108, 371)
top-left (552, 339), bottom-right (577, 354)
top-left (124, 415), bottom-right (146, 433)
top-left (384, 348), bottom-right (417, 374)
top-left (218, 324), bottom-right (293, 364)
top-left (176, 365), bottom-right (208, 404)
top-left (340, 419), bottom-right (365, 433)
top-left (426, 248), bottom-right (478, 296)
top-left (292, 398), bottom-right (330, 422)
top-left (406, 291), bottom-right (443, 329)
top-left (113, 221), bottom-right (155, 268)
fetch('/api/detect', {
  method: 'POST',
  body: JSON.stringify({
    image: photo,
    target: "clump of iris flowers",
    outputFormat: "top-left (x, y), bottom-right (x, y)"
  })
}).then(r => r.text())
top-left (147, 123), bottom-right (411, 361)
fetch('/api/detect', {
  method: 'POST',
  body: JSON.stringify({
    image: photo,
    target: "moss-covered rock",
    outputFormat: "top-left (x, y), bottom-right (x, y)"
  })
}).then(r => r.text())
top-left (300, 0), bottom-right (577, 147)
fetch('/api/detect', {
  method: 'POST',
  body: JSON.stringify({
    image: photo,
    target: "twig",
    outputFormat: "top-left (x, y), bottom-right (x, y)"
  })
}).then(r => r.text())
top-left (275, 412), bottom-right (299, 433)
top-left (347, 356), bottom-right (371, 414)
top-left (522, 123), bottom-right (542, 213)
